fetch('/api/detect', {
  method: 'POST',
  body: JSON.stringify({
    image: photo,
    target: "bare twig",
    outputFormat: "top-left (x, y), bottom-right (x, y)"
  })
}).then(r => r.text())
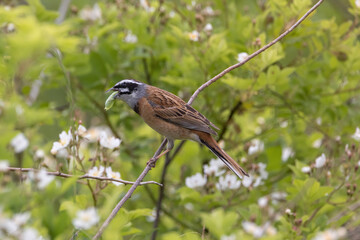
top-left (4, 167), bottom-right (162, 186)
top-left (55, 0), bottom-right (71, 24)
top-left (188, 0), bottom-right (325, 105)
top-left (93, 140), bottom-right (167, 240)
top-left (151, 141), bottom-right (186, 240)
top-left (218, 100), bottom-right (243, 141)
top-left (93, 0), bottom-right (325, 238)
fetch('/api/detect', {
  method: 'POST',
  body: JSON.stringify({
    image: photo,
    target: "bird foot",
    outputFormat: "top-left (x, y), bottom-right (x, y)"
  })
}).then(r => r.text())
top-left (147, 157), bottom-right (157, 168)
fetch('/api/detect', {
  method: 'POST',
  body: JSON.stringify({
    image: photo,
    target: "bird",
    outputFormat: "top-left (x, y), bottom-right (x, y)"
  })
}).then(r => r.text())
top-left (106, 79), bottom-right (249, 178)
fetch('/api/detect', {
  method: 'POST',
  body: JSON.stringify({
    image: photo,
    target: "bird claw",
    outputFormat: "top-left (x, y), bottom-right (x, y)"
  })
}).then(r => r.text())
top-left (147, 157), bottom-right (157, 168)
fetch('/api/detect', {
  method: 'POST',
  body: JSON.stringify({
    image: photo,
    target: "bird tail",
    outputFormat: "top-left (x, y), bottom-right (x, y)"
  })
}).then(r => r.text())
top-left (196, 132), bottom-right (249, 179)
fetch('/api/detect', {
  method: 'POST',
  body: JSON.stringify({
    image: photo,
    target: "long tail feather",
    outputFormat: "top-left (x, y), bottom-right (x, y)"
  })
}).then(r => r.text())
top-left (197, 132), bottom-right (249, 179)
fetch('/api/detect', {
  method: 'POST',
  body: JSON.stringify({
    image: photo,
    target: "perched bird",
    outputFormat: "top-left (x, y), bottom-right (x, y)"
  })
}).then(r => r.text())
top-left (106, 79), bottom-right (248, 178)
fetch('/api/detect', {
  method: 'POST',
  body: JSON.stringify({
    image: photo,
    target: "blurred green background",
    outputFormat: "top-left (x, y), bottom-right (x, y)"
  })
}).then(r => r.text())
top-left (0, 0), bottom-right (360, 239)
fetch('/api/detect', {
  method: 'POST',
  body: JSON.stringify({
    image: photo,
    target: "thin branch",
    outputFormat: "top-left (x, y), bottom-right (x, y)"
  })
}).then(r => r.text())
top-left (143, 184), bottom-right (200, 232)
top-left (93, 0), bottom-right (325, 238)
top-left (187, 0), bottom-right (325, 105)
top-left (218, 100), bottom-right (243, 141)
top-left (55, 0), bottom-right (71, 24)
top-left (151, 141), bottom-right (186, 240)
top-left (93, 139), bottom-right (167, 240)
top-left (4, 167), bottom-right (162, 186)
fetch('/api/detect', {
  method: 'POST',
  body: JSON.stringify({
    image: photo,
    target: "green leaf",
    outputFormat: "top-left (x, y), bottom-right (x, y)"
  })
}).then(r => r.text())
top-left (127, 208), bottom-right (154, 220)
top-left (201, 208), bottom-right (238, 238)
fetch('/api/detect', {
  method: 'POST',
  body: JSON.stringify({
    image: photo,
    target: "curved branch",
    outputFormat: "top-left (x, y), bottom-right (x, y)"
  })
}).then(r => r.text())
top-left (4, 167), bottom-right (162, 186)
top-left (188, 0), bottom-right (325, 105)
top-left (93, 139), bottom-right (167, 240)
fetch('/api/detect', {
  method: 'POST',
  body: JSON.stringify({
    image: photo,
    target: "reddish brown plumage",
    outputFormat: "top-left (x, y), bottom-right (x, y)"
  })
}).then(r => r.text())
top-left (112, 80), bottom-right (249, 179)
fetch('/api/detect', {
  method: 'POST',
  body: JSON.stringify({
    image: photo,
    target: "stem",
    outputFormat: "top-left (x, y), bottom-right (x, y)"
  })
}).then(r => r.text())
top-left (92, 140), bottom-right (167, 240)
top-left (151, 141), bottom-right (186, 240)
top-left (5, 167), bottom-right (162, 186)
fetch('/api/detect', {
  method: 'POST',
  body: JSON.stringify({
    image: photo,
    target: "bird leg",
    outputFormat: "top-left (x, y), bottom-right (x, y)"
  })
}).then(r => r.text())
top-left (147, 140), bottom-right (174, 168)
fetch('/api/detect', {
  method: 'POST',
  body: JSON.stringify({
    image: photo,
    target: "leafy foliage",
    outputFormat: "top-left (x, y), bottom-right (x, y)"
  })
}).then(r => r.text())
top-left (0, 0), bottom-right (360, 239)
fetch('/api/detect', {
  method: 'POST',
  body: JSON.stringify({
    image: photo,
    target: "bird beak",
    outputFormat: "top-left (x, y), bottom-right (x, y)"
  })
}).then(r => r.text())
top-left (105, 87), bottom-right (115, 93)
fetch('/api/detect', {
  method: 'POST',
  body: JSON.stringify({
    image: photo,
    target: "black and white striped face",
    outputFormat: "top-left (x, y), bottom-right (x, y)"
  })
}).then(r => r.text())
top-left (111, 79), bottom-right (141, 95)
top-left (109, 79), bottom-right (146, 110)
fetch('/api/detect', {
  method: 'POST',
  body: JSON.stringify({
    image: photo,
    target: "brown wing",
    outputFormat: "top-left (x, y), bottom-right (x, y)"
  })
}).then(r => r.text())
top-left (146, 85), bottom-right (219, 136)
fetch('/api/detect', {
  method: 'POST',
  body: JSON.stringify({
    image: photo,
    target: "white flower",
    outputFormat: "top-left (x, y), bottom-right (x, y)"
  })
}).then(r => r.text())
top-left (204, 158), bottom-right (226, 176)
top-left (203, 23), bottom-right (213, 32)
top-left (237, 52), bottom-right (249, 63)
top-left (312, 139), bottom-right (322, 148)
top-left (254, 127), bottom-right (262, 135)
top-left (10, 133), bottom-right (29, 153)
top-left (37, 169), bottom-right (55, 189)
top-left (28, 169), bottom-right (55, 189)
top-left (88, 166), bottom-right (105, 177)
top-left (301, 166), bottom-right (311, 173)
top-left (15, 105), bottom-right (23, 115)
top-left (0, 160), bottom-right (9, 172)
top-left (253, 176), bottom-right (263, 187)
top-left (258, 196), bottom-right (268, 208)
top-left (216, 174), bottom-right (241, 190)
top-left (203, 6), bottom-right (215, 16)
top-left (19, 227), bottom-right (40, 240)
top-left (312, 228), bottom-right (346, 240)
top-left (185, 173), bottom-right (207, 188)
top-left (27, 79), bottom-right (42, 105)
top-left (77, 125), bottom-right (87, 137)
top-left (258, 163), bottom-right (268, 180)
top-left (271, 191), bottom-right (287, 200)
top-left (242, 174), bottom-right (253, 188)
top-left (34, 149), bottom-right (45, 159)
top-left (280, 121), bottom-right (288, 128)
top-left (169, 11), bottom-right (176, 18)
top-left (56, 148), bottom-right (69, 158)
top-left (105, 167), bottom-right (123, 186)
top-left (220, 235), bottom-right (236, 240)
top-left (79, 4), bottom-right (102, 21)
top-left (124, 30), bottom-right (138, 43)
top-left (2, 212), bottom-right (31, 234)
top-left (86, 126), bottom-right (111, 142)
top-left (248, 139), bottom-right (264, 155)
top-left (51, 130), bottom-right (72, 154)
top-left (315, 153), bottom-right (326, 168)
top-left (5, 22), bottom-right (15, 32)
top-left (271, 191), bottom-right (287, 204)
top-left (285, 208), bottom-right (292, 215)
top-left (345, 144), bottom-right (351, 155)
top-left (352, 127), bottom-right (360, 141)
top-left (316, 117), bottom-right (322, 125)
top-left (356, 0), bottom-right (360, 8)
top-left (72, 207), bottom-right (100, 230)
top-left (184, 203), bottom-right (194, 211)
top-left (99, 132), bottom-right (121, 149)
top-left (257, 117), bottom-right (265, 125)
top-left (188, 30), bottom-right (199, 42)
top-left (264, 223), bottom-right (277, 236)
top-left (281, 147), bottom-right (294, 162)
top-left (242, 221), bottom-right (264, 238)
top-left (140, 0), bottom-right (154, 12)
top-left (146, 209), bottom-right (156, 222)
